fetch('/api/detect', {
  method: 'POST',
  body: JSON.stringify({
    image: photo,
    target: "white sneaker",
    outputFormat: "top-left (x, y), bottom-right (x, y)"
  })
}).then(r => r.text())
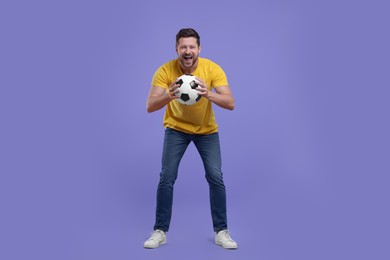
top-left (215, 230), bottom-right (238, 249)
top-left (144, 229), bottom-right (167, 249)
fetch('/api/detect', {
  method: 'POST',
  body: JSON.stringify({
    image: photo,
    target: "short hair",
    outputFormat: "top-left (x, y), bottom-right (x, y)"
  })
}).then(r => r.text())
top-left (176, 28), bottom-right (200, 47)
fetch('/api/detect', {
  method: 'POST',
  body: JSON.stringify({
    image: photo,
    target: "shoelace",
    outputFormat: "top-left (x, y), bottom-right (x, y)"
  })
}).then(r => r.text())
top-left (149, 230), bottom-right (164, 239)
top-left (220, 230), bottom-right (234, 242)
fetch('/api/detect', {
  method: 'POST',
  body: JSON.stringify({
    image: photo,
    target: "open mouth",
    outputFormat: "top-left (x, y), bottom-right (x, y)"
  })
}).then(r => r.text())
top-left (184, 56), bottom-right (193, 62)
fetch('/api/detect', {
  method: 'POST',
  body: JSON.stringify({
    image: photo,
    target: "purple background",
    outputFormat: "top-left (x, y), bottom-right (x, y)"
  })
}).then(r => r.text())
top-left (1, 0), bottom-right (389, 259)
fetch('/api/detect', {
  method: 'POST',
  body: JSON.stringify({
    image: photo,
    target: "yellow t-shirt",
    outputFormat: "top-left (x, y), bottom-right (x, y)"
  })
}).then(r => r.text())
top-left (152, 57), bottom-right (228, 134)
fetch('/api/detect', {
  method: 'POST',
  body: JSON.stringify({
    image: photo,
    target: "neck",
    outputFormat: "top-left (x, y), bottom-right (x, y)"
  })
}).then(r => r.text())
top-left (179, 59), bottom-right (199, 74)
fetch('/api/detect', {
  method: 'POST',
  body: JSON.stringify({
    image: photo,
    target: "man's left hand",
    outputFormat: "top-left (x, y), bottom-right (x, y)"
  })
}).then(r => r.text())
top-left (195, 77), bottom-right (211, 99)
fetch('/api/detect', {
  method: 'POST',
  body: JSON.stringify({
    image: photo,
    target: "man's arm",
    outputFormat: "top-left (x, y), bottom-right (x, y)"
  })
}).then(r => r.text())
top-left (146, 81), bottom-right (180, 113)
top-left (209, 85), bottom-right (235, 110)
top-left (195, 78), bottom-right (235, 110)
top-left (146, 86), bottom-right (170, 113)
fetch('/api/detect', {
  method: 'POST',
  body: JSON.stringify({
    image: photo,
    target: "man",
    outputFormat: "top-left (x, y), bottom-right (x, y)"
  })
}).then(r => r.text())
top-left (144, 28), bottom-right (238, 249)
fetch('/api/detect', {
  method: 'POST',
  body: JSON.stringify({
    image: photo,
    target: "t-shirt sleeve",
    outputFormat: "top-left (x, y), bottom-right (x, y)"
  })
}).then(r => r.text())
top-left (211, 64), bottom-right (229, 88)
top-left (151, 66), bottom-right (169, 89)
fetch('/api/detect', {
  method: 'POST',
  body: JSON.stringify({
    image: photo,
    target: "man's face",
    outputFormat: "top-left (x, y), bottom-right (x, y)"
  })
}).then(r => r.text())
top-left (176, 37), bottom-right (200, 70)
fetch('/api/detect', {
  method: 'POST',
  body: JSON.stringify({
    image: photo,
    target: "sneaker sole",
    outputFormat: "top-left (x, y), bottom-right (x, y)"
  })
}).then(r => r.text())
top-left (215, 241), bottom-right (238, 249)
top-left (144, 241), bottom-right (166, 249)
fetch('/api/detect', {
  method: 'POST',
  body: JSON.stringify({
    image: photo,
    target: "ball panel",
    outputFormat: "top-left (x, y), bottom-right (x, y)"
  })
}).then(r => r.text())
top-left (190, 80), bottom-right (198, 89)
top-left (181, 93), bottom-right (190, 101)
top-left (177, 79), bottom-right (184, 86)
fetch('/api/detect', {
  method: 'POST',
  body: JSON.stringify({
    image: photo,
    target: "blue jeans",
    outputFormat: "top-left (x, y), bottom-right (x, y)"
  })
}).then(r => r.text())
top-left (153, 127), bottom-right (228, 233)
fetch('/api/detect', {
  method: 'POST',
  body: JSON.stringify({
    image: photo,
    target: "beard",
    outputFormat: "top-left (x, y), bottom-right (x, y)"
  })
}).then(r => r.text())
top-left (180, 54), bottom-right (199, 69)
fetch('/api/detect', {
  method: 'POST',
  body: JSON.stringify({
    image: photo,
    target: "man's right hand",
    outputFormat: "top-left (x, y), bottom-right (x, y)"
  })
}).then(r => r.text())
top-left (168, 79), bottom-right (180, 100)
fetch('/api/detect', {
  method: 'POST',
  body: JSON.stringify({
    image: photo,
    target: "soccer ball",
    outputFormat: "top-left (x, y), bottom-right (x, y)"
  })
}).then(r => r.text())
top-left (174, 74), bottom-right (201, 105)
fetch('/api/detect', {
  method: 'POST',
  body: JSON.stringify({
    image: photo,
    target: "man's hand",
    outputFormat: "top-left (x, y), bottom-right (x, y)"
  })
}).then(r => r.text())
top-left (146, 78), bottom-right (181, 113)
top-left (195, 77), bottom-right (211, 99)
top-left (195, 77), bottom-right (235, 110)
top-left (168, 79), bottom-right (180, 100)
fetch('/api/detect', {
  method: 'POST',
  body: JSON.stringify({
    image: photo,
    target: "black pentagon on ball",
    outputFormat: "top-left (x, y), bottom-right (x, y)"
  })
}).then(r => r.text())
top-left (176, 79), bottom-right (184, 86)
top-left (196, 95), bottom-right (202, 102)
top-left (181, 93), bottom-right (190, 101)
top-left (189, 80), bottom-right (198, 89)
